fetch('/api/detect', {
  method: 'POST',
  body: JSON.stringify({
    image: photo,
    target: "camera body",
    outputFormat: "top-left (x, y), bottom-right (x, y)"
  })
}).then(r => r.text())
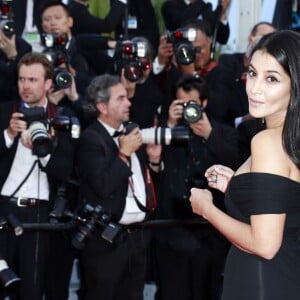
top-left (114, 40), bottom-right (150, 82)
top-left (20, 106), bottom-right (80, 157)
top-left (72, 203), bottom-right (122, 249)
top-left (0, 0), bottom-right (16, 38)
top-left (182, 100), bottom-right (203, 123)
top-left (167, 27), bottom-right (197, 65)
top-left (41, 33), bottom-right (72, 90)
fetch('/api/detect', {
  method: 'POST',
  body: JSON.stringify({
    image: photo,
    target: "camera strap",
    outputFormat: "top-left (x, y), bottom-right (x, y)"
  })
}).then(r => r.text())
top-left (9, 160), bottom-right (39, 198)
top-left (128, 165), bottom-right (157, 213)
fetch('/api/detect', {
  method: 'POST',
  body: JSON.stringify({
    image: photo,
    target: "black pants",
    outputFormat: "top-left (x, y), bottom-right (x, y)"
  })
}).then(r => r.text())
top-left (44, 232), bottom-right (76, 300)
top-left (80, 228), bottom-right (149, 300)
top-left (0, 201), bottom-right (50, 300)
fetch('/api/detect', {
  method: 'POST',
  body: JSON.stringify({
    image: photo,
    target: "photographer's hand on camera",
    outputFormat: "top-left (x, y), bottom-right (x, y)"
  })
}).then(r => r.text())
top-left (118, 127), bottom-right (142, 163)
top-left (158, 34), bottom-right (174, 66)
top-left (189, 111), bottom-right (212, 140)
top-left (167, 99), bottom-right (185, 128)
top-left (179, 61), bottom-right (196, 75)
top-left (48, 73), bottom-right (79, 105)
top-left (6, 112), bottom-right (26, 140)
top-left (48, 88), bottom-right (65, 105)
top-left (0, 30), bottom-right (17, 61)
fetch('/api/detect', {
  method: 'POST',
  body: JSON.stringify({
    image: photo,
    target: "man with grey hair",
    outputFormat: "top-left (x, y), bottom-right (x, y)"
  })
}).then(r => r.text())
top-left (77, 73), bottom-right (161, 300)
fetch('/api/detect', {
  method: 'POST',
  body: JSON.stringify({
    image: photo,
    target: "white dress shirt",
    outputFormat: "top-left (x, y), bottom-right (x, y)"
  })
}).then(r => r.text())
top-left (99, 120), bottom-right (146, 224)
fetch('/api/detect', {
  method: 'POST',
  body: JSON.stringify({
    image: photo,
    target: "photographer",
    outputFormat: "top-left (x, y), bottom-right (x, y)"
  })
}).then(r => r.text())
top-left (0, 52), bottom-right (75, 300)
top-left (114, 36), bottom-right (164, 129)
top-left (0, 0), bottom-right (32, 101)
top-left (153, 74), bottom-right (240, 300)
top-left (39, 0), bottom-right (92, 97)
top-left (153, 20), bottom-right (235, 126)
top-left (161, 0), bottom-right (231, 45)
top-left (77, 73), bottom-right (161, 300)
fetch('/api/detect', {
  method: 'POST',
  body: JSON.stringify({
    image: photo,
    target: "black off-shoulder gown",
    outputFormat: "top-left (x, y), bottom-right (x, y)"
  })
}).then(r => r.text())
top-left (222, 173), bottom-right (300, 300)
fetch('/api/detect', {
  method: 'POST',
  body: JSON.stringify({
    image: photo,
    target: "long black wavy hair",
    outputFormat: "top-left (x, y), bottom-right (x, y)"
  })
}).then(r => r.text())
top-left (250, 30), bottom-right (300, 169)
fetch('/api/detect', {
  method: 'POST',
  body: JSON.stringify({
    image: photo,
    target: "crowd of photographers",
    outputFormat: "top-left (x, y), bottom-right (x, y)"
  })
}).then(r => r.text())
top-left (0, 0), bottom-right (280, 300)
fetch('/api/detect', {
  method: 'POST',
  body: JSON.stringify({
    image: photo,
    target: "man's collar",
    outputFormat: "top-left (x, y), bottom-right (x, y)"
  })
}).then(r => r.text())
top-left (98, 119), bottom-right (124, 137)
top-left (22, 99), bottom-right (48, 110)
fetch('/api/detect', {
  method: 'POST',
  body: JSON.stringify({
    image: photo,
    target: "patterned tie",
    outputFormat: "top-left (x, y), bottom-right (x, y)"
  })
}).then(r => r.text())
top-left (196, 60), bottom-right (218, 76)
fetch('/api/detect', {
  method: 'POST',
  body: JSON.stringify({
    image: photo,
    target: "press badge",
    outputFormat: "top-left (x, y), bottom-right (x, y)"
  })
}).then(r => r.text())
top-left (127, 16), bottom-right (137, 29)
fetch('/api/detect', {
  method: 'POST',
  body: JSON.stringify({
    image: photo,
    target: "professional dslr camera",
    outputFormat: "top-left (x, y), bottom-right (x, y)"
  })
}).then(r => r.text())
top-left (71, 203), bottom-right (122, 250)
top-left (0, 0), bottom-right (16, 38)
top-left (41, 33), bottom-right (73, 90)
top-left (20, 106), bottom-right (80, 158)
top-left (182, 100), bottom-right (204, 123)
top-left (113, 39), bottom-right (150, 82)
top-left (167, 27), bottom-right (197, 65)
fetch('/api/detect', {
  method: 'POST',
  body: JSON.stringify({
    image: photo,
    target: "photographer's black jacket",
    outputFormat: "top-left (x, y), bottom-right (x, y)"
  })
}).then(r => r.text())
top-left (0, 101), bottom-right (76, 202)
top-left (77, 120), bottom-right (158, 222)
top-left (153, 118), bottom-right (240, 253)
top-left (157, 62), bottom-right (236, 127)
top-left (68, 0), bottom-right (127, 36)
top-left (158, 119), bottom-right (240, 220)
top-left (12, 0), bottom-right (43, 36)
top-left (0, 36), bottom-right (32, 101)
top-left (161, 0), bottom-right (230, 44)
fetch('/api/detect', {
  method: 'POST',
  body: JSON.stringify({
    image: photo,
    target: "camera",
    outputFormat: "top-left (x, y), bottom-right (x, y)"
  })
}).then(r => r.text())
top-left (124, 122), bottom-right (190, 147)
top-left (113, 40), bottom-right (150, 82)
top-left (0, 0), bottom-right (16, 38)
top-left (72, 203), bottom-right (122, 250)
top-left (167, 27), bottom-right (197, 65)
top-left (182, 100), bottom-right (203, 123)
top-left (20, 106), bottom-right (80, 158)
top-left (41, 33), bottom-right (72, 90)
top-left (0, 255), bottom-right (20, 288)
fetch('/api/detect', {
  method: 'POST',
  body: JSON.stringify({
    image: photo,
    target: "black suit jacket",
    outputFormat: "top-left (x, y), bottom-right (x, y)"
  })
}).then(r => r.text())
top-left (218, 52), bottom-right (249, 119)
top-left (115, 0), bottom-right (161, 53)
top-left (161, 0), bottom-right (230, 44)
top-left (77, 120), bottom-right (155, 222)
top-left (0, 101), bottom-right (76, 202)
top-left (154, 119), bottom-right (239, 252)
top-left (158, 62), bottom-right (235, 126)
top-left (68, 0), bottom-right (126, 36)
top-left (12, 0), bottom-right (43, 36)
top-left (0, 36), bottom-right (32, 101)
top-left (66, 36), bottom-right (93, 95)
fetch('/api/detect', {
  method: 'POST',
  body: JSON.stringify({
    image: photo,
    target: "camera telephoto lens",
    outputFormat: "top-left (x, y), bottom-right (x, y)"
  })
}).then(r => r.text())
top-left (28, 122), bottom-right (53, 157)
top-left (141, 126), bottom-right (190, 146)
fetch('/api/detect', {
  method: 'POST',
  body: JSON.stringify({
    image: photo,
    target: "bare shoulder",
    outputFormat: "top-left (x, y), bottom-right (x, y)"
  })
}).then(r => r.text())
top-left (250, 129), bottom-right (289, 175)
